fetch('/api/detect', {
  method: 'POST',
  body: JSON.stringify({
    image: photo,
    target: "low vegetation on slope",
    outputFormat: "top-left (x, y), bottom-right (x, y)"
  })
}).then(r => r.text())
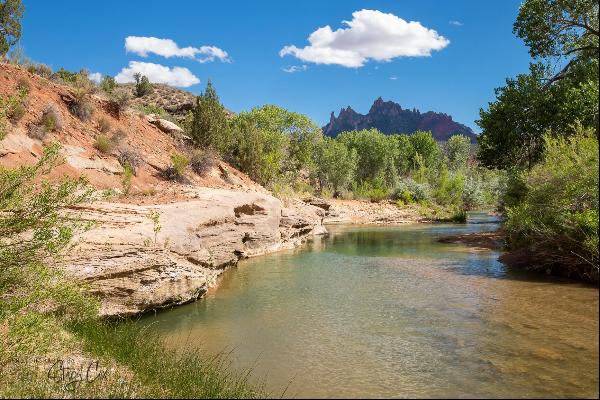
top-left (0, 144), bottom-right (263, 398)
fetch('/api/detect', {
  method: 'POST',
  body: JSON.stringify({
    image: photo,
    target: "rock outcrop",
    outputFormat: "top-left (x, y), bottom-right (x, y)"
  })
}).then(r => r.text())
top-left (64, 188), bottom-right (326, 316)
top-left (323, 97), bottom-right (477, 142)
top-left (146, 114), bottom-right (185, 135)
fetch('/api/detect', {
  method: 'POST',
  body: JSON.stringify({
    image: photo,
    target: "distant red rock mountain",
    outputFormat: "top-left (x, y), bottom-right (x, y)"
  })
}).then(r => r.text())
top-left (323, 97), bottom-right (477, 142)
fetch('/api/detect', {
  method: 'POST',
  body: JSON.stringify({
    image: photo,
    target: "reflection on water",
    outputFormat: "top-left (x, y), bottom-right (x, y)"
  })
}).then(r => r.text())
top-left (140, 213), bottom-right (599, 398)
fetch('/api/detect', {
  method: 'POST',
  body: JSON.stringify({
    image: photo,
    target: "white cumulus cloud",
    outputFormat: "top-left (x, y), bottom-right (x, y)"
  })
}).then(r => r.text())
top-left (115, 61), bottom-right (200, 87)
top-left (125, 36), bottom-right (230, 63)
top-left (282, 65), bottom-right (308, 73)
top-left (280, 9), bottom-right (449, 68)
top-left (89, 72), bottom-right (103, 84)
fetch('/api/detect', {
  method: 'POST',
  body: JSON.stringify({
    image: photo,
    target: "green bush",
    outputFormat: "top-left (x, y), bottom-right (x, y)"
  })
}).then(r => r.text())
top-left (109, 88), bottom-right (130, 115)
top-left (462, 176), bottom-right (485, 210)
top-left (505, 131), bottom-right (599, 280)
top-left (100, 75), bottom-right (117, 94)
top-left (134, 73), bottom-right (153, 97)
top-left (52, 67), bottom-right (79, 85)
top-left (4, 87), bottom-right (28, 123)
top-left (314, 137), bottom-right (357, 195)
top-left (93, 134), bottom-right (113, 154)
top-left (352, 178), bottom-right (390, 202)
top-left (392, 178), bottom-right (431, 204)
top-left (121, 161), bottom-right (134, 195)
top-left (162, 152), bottom-right (189, 181)
top-left (0, 108), bottom-right (6, 141)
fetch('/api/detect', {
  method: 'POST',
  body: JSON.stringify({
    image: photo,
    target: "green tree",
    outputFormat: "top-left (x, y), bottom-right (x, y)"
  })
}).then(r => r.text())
top-left (190, 80), bottom-right (230, 152)
top-left (314, 138), bottom-right (358, 195)
top-left (392, 134), bottom-right (415, 176)
top-left (228, 112), bottom-right (288, 186)
top-left (0, 0), bottom-right (23, 57)
top-left (100, 75), bottom-right (117, 94)
top-left (478, 60), bottom-right (598, 169)
top-left (134, 73), bottom-right (153, 97)
top-left (408, 131), bottom-right (441, 170)
top-left (514, 0), bottom-right (599, 83)
top-left (337, 129), bottom-right (399, 187)
top-left (445, 134), bottom-right (472, 171)
top-left (235, 105), bottom-right (322, 181)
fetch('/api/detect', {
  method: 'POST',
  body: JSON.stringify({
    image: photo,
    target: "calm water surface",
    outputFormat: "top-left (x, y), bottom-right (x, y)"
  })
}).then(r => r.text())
top-left (141, 213), bottom-right (599, 398)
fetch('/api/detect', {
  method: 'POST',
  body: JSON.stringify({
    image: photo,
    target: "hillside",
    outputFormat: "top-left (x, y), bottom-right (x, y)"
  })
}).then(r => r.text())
top-left (0, 62), bottom-right (326, 316)
top-left (120, 82), bottom-right (235, 122)
top-left (323, 97), bottom-right (477, 142)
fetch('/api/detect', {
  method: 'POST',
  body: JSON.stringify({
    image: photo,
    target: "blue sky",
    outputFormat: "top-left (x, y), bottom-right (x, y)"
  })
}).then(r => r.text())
top-left (20, 0), bottom-right (531, 131)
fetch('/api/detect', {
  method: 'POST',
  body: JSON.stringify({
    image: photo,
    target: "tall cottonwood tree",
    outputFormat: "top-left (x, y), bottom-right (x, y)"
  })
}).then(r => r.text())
top-left (514, 0), bottom-right (599, 83)
top-left (478, 0), bottom-right (599, 170)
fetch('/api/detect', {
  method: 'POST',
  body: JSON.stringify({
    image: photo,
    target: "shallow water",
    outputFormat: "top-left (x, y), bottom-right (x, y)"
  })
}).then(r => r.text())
top-left (140, 213), bottom-right (599, 398)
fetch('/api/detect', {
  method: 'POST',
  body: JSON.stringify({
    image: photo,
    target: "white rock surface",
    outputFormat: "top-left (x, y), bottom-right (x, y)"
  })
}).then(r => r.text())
top-left (64, 188), bottom-right (326, 316)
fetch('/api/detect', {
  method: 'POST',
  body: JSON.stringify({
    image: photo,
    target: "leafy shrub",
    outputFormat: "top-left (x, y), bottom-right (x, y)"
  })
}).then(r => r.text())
top-left (7, 99), bottom-right (25, 122)
top-left (462, 176), bottom-right (485, 210)
top-left (40, 103), bottom-right (63, 132)
top-left (392, 178), bottom-right (431, 204)
top-left (171, 152), bottom-right (189, 175)
top-left (97, 116), bottom-right (112, 133)
top-left (432, 165), bottom-right (465, 206)
top-left (190, 149), bottom-right (218, 176)
top-left (134, 73), bottom-right (153, 97)
top-left (109, 88), bottom-right (130, 115)
top-left (352, 178), bottom-right (390, 202)
top-left (100, 75), bottom-right (117, 94)
top-left (505, 131), bottom-right (599, 280)
top-left (0, 107), bottom-right (6, 141)
top-left (314, 137), bottom-right (357, 195)
top-left (121, 161), bottom-right (134, 195)
top-left (445, 134), bottom-right (472, 171)
top-left (5, 87), bottom-right (28, 122)
top-left (162, 152), bottom-right (189, 181)
top-left (93, 134), bottom-right (113, 154)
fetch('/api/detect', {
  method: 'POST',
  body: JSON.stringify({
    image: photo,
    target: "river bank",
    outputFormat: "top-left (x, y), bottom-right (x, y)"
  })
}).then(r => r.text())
top-left (62, 194), bottom-right (427, 317)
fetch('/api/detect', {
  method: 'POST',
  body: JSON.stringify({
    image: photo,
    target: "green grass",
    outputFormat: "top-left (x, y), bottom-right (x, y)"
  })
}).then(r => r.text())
top-left (70, 320), bottom-right (263, 398)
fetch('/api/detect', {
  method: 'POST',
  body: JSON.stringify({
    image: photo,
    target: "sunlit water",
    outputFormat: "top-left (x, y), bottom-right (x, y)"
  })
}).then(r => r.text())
top-left (140, 213), bottom-right (599, 398)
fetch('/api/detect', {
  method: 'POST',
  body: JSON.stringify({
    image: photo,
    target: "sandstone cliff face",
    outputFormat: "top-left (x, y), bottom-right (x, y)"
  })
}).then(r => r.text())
top-left (64, 189), bottom-right (326, 317)
top-left (323, 97), bottom-right (477, 142)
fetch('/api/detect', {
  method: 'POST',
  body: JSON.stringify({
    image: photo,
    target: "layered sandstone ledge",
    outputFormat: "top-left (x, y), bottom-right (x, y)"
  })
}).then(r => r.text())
top-left (64, 189), bottom-right (328, 317)
top-left (63, 194), bottom-right (424, 317)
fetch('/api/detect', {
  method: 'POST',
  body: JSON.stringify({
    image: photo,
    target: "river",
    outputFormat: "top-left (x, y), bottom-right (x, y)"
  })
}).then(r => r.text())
top-left (140, 213), bottom-right (599, 398)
